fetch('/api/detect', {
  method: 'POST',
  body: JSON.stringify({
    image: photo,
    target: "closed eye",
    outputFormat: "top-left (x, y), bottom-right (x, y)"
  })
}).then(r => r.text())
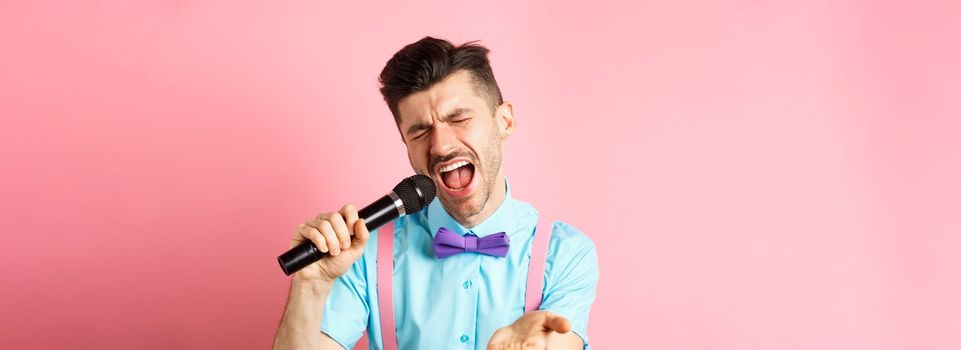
top-left (444, 107), bottom-right (473, 124)
top-left (410, 130), bottom-right (428, 141)
top-left (406, 123), bottom-right (431, 141)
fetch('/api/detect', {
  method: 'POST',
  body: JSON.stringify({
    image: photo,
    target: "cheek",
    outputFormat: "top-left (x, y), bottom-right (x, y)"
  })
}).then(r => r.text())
top-left (465, 125), bottom-right (496, 154)
top-left (408, 146), bottom-right (429, 170)
top-left (456, 120), bottom-right (484, 142)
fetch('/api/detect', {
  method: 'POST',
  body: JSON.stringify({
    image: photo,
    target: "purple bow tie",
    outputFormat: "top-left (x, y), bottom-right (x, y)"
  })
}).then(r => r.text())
top-left (432, 227), bottom-right (510, 259)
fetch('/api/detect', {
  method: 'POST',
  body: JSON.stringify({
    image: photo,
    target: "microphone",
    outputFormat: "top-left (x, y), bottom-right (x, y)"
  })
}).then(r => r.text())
top-left (278, 174), bottom-right (437, 276)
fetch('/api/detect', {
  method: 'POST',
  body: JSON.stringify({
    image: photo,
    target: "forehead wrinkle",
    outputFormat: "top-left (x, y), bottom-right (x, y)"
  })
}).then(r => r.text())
top-left (398, 71), bottom-right (479, 135)
top-left (405, 106), bottom-right (470, 136)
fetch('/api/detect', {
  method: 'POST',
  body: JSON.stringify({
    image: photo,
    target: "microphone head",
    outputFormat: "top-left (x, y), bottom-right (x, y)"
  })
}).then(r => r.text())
top-left (392, 174), bottom-right (437, 214)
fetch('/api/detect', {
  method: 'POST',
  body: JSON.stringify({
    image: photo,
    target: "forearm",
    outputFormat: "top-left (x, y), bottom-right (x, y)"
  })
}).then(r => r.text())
top-left (273, 279), bottom-right (333, 350)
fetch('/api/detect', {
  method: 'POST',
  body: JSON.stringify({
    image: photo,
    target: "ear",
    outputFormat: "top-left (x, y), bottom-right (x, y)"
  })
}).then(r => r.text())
top-left (495, 102), bottom-right (516, 138)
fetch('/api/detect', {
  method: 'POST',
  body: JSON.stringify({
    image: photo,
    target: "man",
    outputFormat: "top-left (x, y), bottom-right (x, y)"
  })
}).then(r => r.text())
top-left (273, 37), bottom-right (598, 350)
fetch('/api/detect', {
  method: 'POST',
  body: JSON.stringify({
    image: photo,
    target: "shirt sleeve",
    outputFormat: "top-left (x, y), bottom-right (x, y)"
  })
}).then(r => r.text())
top-left (319, 231), bottom-right (376, 350)
top-left (538, 221), bottom-right (599, 349)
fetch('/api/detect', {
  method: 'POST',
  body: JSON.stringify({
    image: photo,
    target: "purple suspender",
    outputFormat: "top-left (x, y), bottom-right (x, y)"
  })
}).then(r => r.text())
top-left (371, 217), bottom-right (553, 350)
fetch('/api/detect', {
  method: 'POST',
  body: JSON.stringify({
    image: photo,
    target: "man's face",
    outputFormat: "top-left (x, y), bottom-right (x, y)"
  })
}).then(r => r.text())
top-left (396, 70), bottom-right (514, 224)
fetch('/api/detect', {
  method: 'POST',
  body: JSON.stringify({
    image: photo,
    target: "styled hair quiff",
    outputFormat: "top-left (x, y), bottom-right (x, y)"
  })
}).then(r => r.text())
top-left (378, 36), bottom-right (503, 123)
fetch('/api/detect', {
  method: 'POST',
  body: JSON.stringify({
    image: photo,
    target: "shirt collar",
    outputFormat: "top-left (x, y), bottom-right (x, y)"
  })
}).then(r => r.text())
top-left (427, 179), bottom-right (516, 238)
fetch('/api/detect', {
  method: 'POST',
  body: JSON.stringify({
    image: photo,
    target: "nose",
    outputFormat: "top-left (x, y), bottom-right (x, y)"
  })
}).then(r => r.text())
top-left (428, 122), bottom-right (459, 159)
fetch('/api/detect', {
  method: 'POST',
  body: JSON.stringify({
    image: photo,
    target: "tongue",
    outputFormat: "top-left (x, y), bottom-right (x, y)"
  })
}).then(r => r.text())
top-left (442, 165), bottom-right (474, 189)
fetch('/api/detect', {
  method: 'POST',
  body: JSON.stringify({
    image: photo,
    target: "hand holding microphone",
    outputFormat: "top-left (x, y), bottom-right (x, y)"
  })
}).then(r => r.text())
top-left (286, 203), bottom-right (370, 283)
top-left (279, 175), bottom-right (436, 281)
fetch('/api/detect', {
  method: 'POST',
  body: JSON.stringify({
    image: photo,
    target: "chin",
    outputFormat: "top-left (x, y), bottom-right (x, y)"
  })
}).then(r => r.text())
top-left (441, 195), bottom-right (481, 218)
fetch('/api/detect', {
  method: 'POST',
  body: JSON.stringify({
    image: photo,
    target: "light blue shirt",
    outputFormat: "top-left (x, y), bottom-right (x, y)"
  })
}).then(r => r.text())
top-left (321, 181), bottom-right (599, 349)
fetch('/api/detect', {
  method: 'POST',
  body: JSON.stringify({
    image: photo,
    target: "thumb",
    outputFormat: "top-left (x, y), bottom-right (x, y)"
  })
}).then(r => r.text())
top-left (544, 313), bottom-right (572, 333)
top-left (346, 219), bottom-right (370, 258)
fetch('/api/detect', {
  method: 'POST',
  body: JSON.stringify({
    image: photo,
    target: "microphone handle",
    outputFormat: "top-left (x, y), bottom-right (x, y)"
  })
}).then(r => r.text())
top-left (358, 194), bottom-right (401, 231)
top-left (278, 193), bottom-right (400, 276)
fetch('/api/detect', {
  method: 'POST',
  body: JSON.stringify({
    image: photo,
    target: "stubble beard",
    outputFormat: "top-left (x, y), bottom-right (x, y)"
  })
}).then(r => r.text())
top-left (442, 129), bottom-right (503, 226)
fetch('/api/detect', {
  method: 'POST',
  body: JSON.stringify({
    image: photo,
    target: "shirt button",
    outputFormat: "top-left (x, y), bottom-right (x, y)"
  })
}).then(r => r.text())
top-left (460, 335), bottom-right (470, 343)
top-left (462, 280), bottom-right (472, 289)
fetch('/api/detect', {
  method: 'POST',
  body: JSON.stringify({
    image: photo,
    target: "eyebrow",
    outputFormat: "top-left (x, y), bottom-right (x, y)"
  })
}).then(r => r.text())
top-left (405, 107), bottom-right (474, 137)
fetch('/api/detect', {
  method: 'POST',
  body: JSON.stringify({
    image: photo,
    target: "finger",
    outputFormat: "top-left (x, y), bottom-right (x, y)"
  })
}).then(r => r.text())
top-left (341, 204), bottom-right (359, 231)
top-left (346, 219), bottom-right (370, 257)
top-left (545, 314), bottom-right (572, 333)
top-left (312, 212), bottom-right (330, 223)
top-left (296, 224), bottom-right (328, 253)
top-left (291, 224), bottom-right (309, 246)
top-left (327, 212), bottom-right (351, 250)
top-left (317, 220), bottom-right (341, 256)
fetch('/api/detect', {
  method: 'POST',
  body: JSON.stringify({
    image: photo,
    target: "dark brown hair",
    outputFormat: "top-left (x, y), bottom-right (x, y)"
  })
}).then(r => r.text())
top-left (378, 36), bottom-right (503, 123)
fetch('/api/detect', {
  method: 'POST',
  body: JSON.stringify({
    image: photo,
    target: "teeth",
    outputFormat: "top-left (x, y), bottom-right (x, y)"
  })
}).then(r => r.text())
top-left (439, 160), bottom-right (469, 173)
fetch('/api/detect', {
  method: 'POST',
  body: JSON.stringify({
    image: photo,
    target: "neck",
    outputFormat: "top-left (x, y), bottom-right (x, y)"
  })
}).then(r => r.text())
top-left (458, 175), bottom-right (506, 228)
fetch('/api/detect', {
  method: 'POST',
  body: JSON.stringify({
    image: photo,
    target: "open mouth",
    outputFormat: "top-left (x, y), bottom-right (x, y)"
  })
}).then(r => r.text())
top-left (438, 160), bottom-right (475, 192)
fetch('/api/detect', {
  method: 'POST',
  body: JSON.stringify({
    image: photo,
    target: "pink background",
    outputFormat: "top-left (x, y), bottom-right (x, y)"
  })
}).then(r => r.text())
top-left (2, 1), bottom-right (959, 349)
